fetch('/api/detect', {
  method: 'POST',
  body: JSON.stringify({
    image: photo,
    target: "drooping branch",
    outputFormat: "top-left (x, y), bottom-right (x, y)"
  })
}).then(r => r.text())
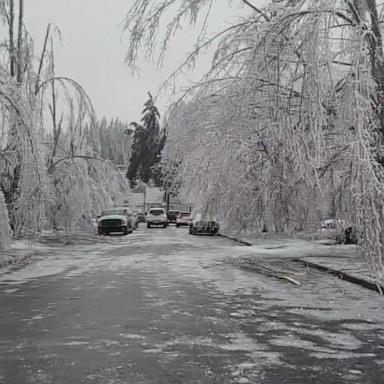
top-left (156, 21), bottom-right (254, 95)
top-left (35, 24), bottom-right (51, 95)
top-left (48, 155), bottom-right (118, 173)
top-left (240, 0), bottom-right (270, 21)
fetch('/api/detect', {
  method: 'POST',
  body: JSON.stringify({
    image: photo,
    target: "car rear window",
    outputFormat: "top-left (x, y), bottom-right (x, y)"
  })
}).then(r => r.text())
top-left (149, 209), bottom-right (164, 215)
top-left (102, 209), bottom-right (126, 216)
top-left (180, 212), bottom-right (190, 217)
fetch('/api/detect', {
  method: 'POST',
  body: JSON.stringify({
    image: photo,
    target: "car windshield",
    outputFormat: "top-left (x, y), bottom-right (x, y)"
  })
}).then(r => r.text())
top-left (149, 209), bottom-right (164, 215)
top-left (102, 209), bottom-right (126, 216)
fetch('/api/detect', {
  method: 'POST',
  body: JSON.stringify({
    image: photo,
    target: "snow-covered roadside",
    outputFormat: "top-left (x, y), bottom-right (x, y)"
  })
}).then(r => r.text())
top-left (0, 230), bottom-right (113, 274)
top-left (220, 229), bottom-right (384, 291)
top-left (220, 228), bottom-right (358, 258)
top-left (0, 240), bottom-right (50, 273)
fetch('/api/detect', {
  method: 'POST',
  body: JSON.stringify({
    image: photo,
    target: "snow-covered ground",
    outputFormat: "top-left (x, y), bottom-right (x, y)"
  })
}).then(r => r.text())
top-left (0, 226), bottom-right (383, 383)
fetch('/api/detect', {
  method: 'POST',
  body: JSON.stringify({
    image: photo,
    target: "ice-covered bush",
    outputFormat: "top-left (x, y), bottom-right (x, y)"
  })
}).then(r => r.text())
top-left (0, 5), bottom-right (133, 247)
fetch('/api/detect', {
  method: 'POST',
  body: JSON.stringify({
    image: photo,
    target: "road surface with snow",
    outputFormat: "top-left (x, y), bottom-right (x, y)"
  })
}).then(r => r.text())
top-left (0, 227), bottom-right (383, 383)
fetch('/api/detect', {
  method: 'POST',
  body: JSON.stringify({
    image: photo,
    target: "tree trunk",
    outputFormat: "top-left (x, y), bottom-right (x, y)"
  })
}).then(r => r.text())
top-left (9, 0), bottom-right (15, 77)
top-left (16, 0), bottom-right (24, 84)
top-left (35, 24), bottom-right (51, 94)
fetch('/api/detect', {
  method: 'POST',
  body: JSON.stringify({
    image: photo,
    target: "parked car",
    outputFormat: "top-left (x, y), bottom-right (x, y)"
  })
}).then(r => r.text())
top-left (167, 210), bottom-right (180, 224)
top-left (147, 208), bottom-right (168, 228)
top-left (127, 209), bottom-right (139, 230)
top-left (136, 212), bottom-right (146, 223)
top-left (320, 218), bottom-right (358, 244)
top-left (176, 212), bottom-right (192, 227)
top-left (97, 208), bottom-right (134, 235)
top-left (320, 218), bottom-right (346, 229)
top-left (189, 214), bottom-right (220, 236)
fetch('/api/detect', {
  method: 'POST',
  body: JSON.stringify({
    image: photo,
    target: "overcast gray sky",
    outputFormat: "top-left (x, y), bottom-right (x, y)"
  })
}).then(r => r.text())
top-left (25, 0), bottom-right (266, 123)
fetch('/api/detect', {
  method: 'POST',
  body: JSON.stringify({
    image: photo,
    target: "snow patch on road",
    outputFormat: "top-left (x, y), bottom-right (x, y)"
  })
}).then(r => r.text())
top-left (0, 260), bottom-right (68, 285)
top-left (310, 351), bottom-right (376, 359)
top-left (297, 329), bottom-right (363, 350)
top-left (62, 341), bottom-right (90, 346)
top-left (341, 322), bottom-right (384, 331)
top-left (119, 333), bottom-right (146, 341)
top-left (0, 242), bottom-right (126, 285)
top-left (2, 287), bottom-right (19, 294)
top-left (220, 332), bottom-right (283, 365)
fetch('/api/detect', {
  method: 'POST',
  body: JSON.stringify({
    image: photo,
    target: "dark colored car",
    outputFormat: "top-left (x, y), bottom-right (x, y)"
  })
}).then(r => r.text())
top-left (189, 214), bottom-right (220, 235)
top-left (167, 210), bottom-right (180, 224)
top-left (97, 208), bottom-right (133, 235)
top-left (336, 226), bottom-right (358, 244)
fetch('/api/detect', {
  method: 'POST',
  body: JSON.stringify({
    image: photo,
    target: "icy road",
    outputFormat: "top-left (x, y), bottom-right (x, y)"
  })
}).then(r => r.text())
top-left (0, 227), bottom-right (383, 383)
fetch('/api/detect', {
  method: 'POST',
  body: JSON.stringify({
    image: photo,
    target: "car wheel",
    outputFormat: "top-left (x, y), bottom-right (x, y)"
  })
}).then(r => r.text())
top-left (163, 223), bottom-right (167, 228)
top-left (176, 224), bottom-right (179, 228)
top-left (98, 228), bottom-right (103, 236)
top-left (147, 223), bottom-right (151, 228)
top-left (122, 226), bottom-right (128, 235)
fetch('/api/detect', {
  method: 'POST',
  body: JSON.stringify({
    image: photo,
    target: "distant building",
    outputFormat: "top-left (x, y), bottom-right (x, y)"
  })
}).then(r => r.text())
top-left (132, 192), bottom-right (145, 213)
top-left (132, 186), bottom-right (194, 213)
top-left (145, 187), bottom-right (166, 211)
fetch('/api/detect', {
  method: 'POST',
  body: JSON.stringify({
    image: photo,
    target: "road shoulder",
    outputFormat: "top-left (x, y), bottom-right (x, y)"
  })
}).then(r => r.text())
top-left (220, 230), bottom-right (383, 293)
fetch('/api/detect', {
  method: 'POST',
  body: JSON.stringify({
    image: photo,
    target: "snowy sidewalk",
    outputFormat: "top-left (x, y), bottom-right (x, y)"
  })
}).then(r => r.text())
top-left (221, 230), bottom-right (383, 293)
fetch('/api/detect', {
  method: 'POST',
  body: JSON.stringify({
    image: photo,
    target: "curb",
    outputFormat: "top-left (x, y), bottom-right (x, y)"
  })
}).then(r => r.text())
top-left (217, 233), bottom-right (252, 246)
top-left (292, 258), bottom-right (384, 295)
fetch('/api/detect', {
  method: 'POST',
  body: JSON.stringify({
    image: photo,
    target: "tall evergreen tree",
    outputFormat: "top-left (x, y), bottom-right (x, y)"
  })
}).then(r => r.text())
top-left (127, 92), bottom-right (165, 187)
top-left (151, 129), bottom-right (166, 186)
top-left (127, 122), bottom-right (147, 186)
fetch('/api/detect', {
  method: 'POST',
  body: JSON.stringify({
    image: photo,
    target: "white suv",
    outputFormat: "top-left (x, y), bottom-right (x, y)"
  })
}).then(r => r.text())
top-left (146, 208), bottom-right (168, 228)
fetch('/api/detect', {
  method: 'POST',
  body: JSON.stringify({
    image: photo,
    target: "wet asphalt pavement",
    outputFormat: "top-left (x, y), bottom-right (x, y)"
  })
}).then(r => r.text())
top-left (0, 226), bottom-right (384, 383)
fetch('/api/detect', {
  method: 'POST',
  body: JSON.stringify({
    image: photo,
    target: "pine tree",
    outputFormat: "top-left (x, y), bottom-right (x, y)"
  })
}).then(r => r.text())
top-left (127, 122), bottom-right (147, 187)
top-left (151, 129), bottom-right (166, 186)
top-left (127, 92), bottom-right (165, 186)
